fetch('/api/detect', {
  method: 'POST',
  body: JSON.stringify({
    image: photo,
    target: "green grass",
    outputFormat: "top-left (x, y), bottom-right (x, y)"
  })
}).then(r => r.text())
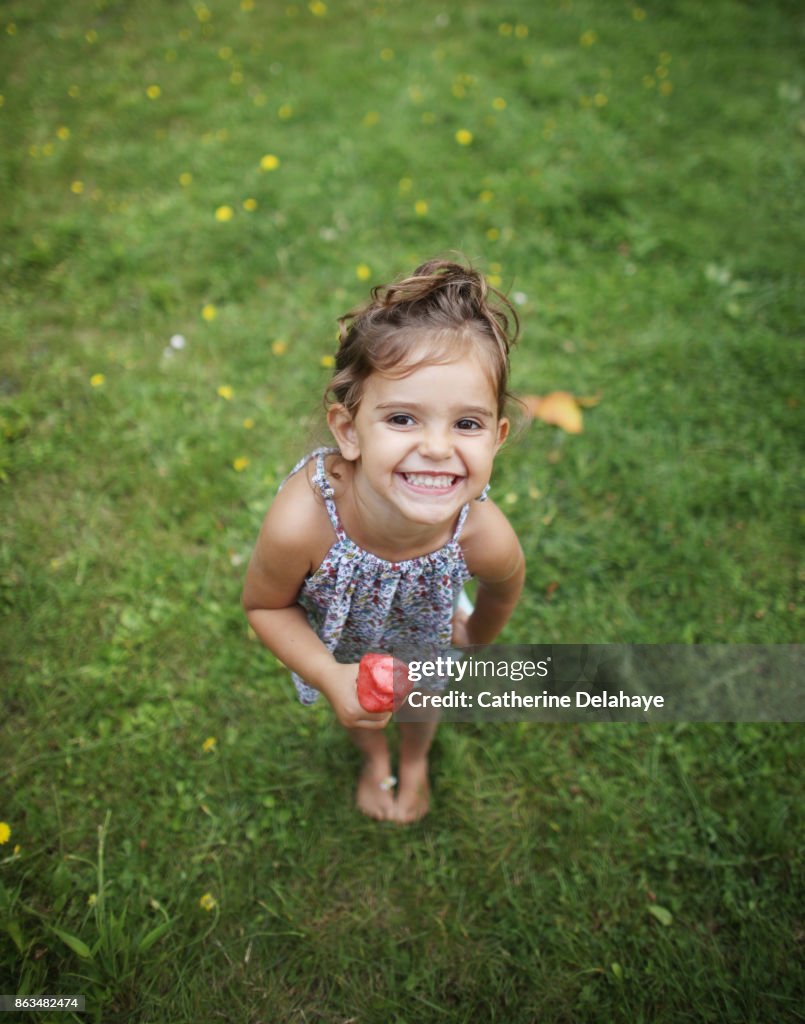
top-left (1, 0), bottom-right (803, 1020)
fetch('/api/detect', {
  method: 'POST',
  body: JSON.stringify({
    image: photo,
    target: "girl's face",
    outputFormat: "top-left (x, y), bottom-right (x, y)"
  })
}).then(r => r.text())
top-left (328, 345), bottom-right (509, 531)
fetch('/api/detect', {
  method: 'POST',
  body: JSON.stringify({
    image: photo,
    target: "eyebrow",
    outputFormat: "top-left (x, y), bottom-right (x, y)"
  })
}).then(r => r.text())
top-left (374, 401), bottom-right (495, 418)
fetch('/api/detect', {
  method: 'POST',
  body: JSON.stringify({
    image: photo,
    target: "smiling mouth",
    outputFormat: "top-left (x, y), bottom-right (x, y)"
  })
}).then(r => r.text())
top-left (401, 472), bottom-right (460, 490)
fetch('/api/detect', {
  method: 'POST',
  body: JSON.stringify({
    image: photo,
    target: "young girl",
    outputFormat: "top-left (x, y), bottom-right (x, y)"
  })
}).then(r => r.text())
top-left (242, 258), bottom-right (525, 824)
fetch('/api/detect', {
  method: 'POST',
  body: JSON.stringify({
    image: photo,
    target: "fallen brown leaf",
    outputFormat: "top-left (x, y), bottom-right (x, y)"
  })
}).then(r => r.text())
top-left (520, 391), bottom-right (584, 434)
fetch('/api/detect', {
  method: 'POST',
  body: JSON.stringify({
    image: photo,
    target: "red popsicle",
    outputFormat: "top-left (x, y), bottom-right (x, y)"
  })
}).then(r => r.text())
top-left (357, 653), bottom-right (412, 712)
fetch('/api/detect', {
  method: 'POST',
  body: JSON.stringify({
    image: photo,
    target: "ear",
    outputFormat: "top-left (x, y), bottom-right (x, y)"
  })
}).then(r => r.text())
top-left (494, 416), bottom-right (510, 452)
top-left (327, 404), bottom-right (361, 461)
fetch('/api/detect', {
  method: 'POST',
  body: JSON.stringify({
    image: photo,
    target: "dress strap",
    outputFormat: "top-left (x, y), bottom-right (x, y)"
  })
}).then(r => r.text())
top-left (451, 484), bottom-right (490, 541)
top-left (312, 450), bottom-right (347, 539)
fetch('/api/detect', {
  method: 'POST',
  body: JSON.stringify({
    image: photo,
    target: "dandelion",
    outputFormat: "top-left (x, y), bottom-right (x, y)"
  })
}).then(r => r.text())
top-left (199, 892), bottom-right (217, 911)
top-left (179, 171), bottom-right (193, 186)
top-left (632, 7), bottom-right (646, 21)
top-left (85, 29), bottom-right (98, 44)
top-left (278, 103), bottom-right (293, 119)
top-left (230, 71), bottom-right (244, 85)
top-left (491, 97), bottom-right (506, 111)
top-left (70, 180), bottom-right (84, 194)
top-left (243, 417), bottom-right (255, 428)
top-left (90, 373), bottom-right (105, 387)
top-left (0, 822), bottom-right (10, 844)
top-left (580, 30), bottom-right (597, 47)
top-left (202, 304), bottom-right (217, 321)
top-left (660, 81), bottom-right (673, 96)
top-left (271, 339), bottom-right (287, 355)
top-left (241, 0), bottom-right (255, 9)
top-left (215, 205), bottom-right (234, 222)
top-left (488, 273), bottom-right (502, 287)
top-left (414, 199), bottom-right (429, 216)
top-left (380, 48), bottom-right (394, 61)
top-left (68, 85), bottom-right (80, 97)
top-left (202, 736), bottom-right (217, 752)
top-left (594, 92), bottom-right (608, 107)
top-left (253, 93), bottom-right (267, 107)
top-left (146, 84), bottom-right (162, 100)
top-left (320, 355), bottom-right (335, 368)
top-left (233, 457), bottom-right (249, 472)
top-left (362, 111), bottom-right (380, 126)
top-left (169, 334), bottom-right (186, 350)
top-left (399, 177), bottom-right (413, 193)
top-left (57, 126), bottom-right (70, 140)
top-left (515, 24), bottom-right (529, 38)
top-left (486, 227), bottom-right (500, 241)
top-left (479, 190), bottom-right (494, 203)
top-left (219, 46), bottom-right (233, 60)
top-left (356, 263), bottom-right (371, 281)
top-left (260, 153), bottom-right (280, 171)
top-left (243, 197), bottom-right (258, 211)
top-left (455, 129), bottom-right (473, 145)
top-left (217, 385), bottom-right (234, 400)
top-left (309, 0), bottom-right (327, 15)
top-left (498, 23), bottom-right (513, 36)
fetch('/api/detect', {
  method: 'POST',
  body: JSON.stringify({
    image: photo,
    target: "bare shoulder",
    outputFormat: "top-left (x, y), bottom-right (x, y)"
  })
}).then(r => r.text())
top-left (459, 498), bottom-right (524, 584)
top-left (242, 460), bottom-right (335, 610)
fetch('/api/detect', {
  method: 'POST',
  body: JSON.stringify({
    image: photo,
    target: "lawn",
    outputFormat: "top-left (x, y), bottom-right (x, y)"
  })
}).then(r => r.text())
top-left (1, 1), bottom-right (803, 1021)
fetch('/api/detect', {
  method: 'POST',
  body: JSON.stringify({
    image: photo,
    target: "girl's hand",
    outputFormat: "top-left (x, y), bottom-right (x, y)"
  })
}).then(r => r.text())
top-left (321, 662), bottom-right (393, 731)
top-left (451, 608), bottom-right (471, 647)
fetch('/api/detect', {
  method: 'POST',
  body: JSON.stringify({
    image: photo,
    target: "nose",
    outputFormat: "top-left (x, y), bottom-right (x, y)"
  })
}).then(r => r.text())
top-left (418, 424), bottom-right (453, 460)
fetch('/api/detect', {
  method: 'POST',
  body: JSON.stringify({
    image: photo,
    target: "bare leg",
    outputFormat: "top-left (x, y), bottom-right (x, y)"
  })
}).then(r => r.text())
top-left (394, 718), bottom-right (439, 824)
top-left (346, 726), bottom-right (396, 821)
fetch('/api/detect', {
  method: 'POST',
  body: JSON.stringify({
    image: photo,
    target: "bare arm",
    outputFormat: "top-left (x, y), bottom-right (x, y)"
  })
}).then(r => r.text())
top-left (456, 500), bottom-right (525, 646)
top-left (242, 474), bottom-right (390, 730)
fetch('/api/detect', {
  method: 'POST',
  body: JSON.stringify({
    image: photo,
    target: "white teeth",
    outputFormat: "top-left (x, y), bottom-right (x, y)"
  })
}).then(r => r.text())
top-left (404, 473), bottom-right (456, 489)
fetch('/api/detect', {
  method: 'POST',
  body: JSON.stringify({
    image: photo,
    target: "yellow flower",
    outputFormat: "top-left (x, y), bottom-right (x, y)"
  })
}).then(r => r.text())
top-left (230, 70), bottom-right (244, 85)
top-left (278, 103), bottom-right (293, 119)
top-left (632, 7), bottom-right (646, 21)
top-left (594, 93), bottom-right (608, 107)
top-left (179, 171), bottom-right (193, 186)
top-left (488, 274), bottom-right (502, 287)
top-left (199, 892), bottom-right (217, 911)
top-left (243, 197), bottom-right (257, 211)
top-left (71, 180), bottom-right (84, 194)
top-left (260, 153), bottom-right (280, 171)
top-left (398, 177), bottom-right (413, 193)
top-left (320, 354), bottom-right (335, 368)
top-left (362, 111), bottom-right (380, 126)
top-left (356, 264), bottom-right (371, 281)
top-left (85, 29), bottom-right (98, 43)
top-left (57, 126), bottom-right (71, 140)
top-left (233, 457), bottom-right (249, 472)
top-left (202, 304), bottom-right (217, 321)
top-left (87, 893), bottom-right (97, 906)
top-left (218, 46), bottom-right (233, 60)
top-left (202, 736), bottom-right (217, 752)
top-left (309, 0), bottom-right (327, 15)
top-left (0, 822), bottom-right (10, 844)
top-left (146, 84), bottom-right (162, 100)
top-left (380, 48), bottom-right (394, 61)
top-left (580, 30), bottom-right (597, 47)
top-left (455, 129), bottom-right (473, 146)
top-left (486, 227), bottom-right (500, 241)
top-left (414, 199), bottom-right (429, 216)
top-left (242, 417), bottom-right (255, 429)
top-left (660, 81), bottom-right (674, 96)
top-left (241, 0), bottom-right (255, 9)
top-left (217, 385), bottom-right (234, 400)
top-left (479, 190), bottom-right (494, 203)
top-left (498, 23), bottom-right (513, 36)
top-left (491, 97), bottom-right (506, 111)
top-left (90, 373), bottom-right (105, 388)
top-left (68, 85), bottom-right (80, 97)
top-left (515, 24), bottom-right (529, 38)
top-left (253, 93), bottom-right (267, 107)
top-left (272, 339), bottom-right (287, 355)
top-left (215, 205), bottom-right (234, 222)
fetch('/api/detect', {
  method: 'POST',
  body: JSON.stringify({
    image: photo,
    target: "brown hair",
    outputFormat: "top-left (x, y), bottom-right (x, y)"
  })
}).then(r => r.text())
top-left (325, 257), bottom-right (520, 418)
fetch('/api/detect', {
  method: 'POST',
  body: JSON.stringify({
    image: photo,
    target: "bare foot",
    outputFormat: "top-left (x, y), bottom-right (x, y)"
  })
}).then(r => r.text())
top-left (356, 761), bottom-right (397, 821)
top-left (393, 757), bottom-right (430, 824)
